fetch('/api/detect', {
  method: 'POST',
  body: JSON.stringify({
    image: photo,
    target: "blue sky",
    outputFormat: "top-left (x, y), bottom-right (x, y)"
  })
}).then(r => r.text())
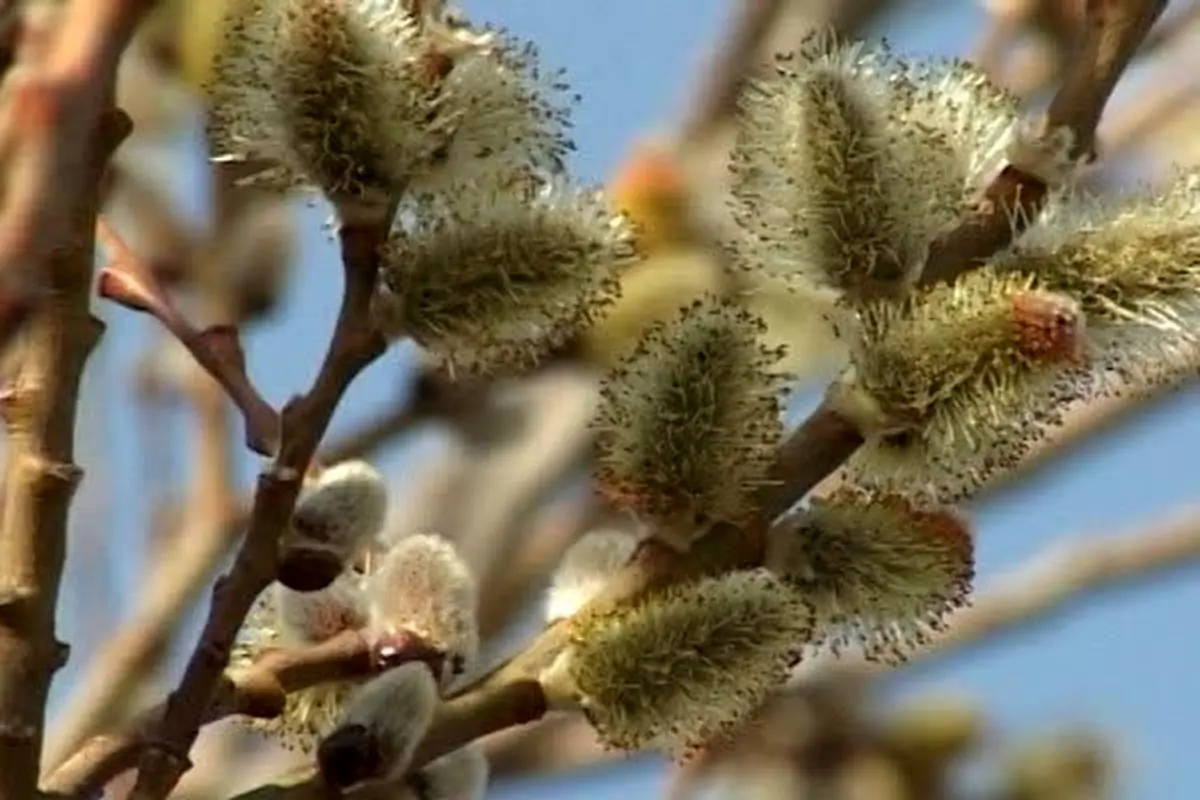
top-left (50, 1), bottom-right (1200, 797)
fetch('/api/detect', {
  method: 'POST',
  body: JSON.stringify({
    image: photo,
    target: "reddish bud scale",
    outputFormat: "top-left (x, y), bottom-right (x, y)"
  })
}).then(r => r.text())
top-left (416, 47), bottom-right (455, 85)
top-left (870, 492), bottom-right (972, 555)
top-left (276, 547), bottom-right (345, 593)
top-left (1010, 289), bottom-right (1086, 363)
top-left (873, 492), bottom-right (975, 628)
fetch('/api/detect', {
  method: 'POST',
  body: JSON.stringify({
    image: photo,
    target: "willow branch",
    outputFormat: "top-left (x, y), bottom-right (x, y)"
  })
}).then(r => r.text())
top-left (225, 679), bottom-right (549, 800)
top-left (126, 216), bottom-right (390, 799)
top-left (42, 344), bottom-right (240, 772)
top-left (760, 0), bottom-right (1172, 519)
top-left (330, 8), bottom-right (1177, 786)
top-left (388, 9), bottom-right (1178, 776)
top-left (44, 160), bottom-right (267, 771)
top-left (57, 5), bottom-right (1171, 796)
top-left (41, 629), bottom-right (441, 797)
top-left (46, 350), bottom-right (477, 782)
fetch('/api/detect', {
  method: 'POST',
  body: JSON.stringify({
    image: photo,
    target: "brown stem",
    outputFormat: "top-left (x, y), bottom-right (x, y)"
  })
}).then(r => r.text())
top-left (125, 217), bottom-right (390, 799)
top-left (40, 334), bottom-right (240, 773)
top-left (756, 396), bottom-right (865, 523)
top-left (920, 0), bottom-right (1169, 287)
top-left (1046, 0), bottom-right (1169, 161)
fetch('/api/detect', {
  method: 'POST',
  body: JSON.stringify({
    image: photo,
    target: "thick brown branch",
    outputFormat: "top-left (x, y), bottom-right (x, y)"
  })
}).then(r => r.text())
top-left (125, 217), bottom-right (390, 799)
top-left (0, 1), bottom-right (156, 796)
top-left (0, 0), bottom-right (154, 354)
top-left (920, 0), bottom-right (1169, 287)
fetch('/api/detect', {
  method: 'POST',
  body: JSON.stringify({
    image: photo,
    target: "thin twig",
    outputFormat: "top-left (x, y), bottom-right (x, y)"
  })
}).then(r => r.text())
top-left (96, 218), bottom-right (281, 455)
top-left (45, 356), bottom-right (479, 780)
top-left (43, 159), bottom-right (268, 770)
top-left (42, 338), bottom-right (240, 772)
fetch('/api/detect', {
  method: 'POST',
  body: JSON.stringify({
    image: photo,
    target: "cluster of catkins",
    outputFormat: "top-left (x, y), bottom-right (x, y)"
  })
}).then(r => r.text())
top-left (544, 35), bottom-right (1198, 762)
top-left (206, 0), bottom-right (638, 375)
top-left (546, 34), bottom-right (1196, 759)
top-left (724, 34), bottom-right (1200, 502)
top-left (232, 460), bottom-right (485, 797)
top-left (208, 0), bottom-right (1200, 779)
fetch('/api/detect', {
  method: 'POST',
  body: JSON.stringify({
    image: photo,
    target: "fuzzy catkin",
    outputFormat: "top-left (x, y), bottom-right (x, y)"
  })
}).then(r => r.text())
top-left (766, 487), bottom-right (974, 664)
top-left (845, 269), bottom-right (1093, 501)
top-left (592, 297), bottom-right (787, 546)
top-left (729, 33), bottom-right (1019, 303)
top-left (366, 533), bottom-right (479, 685)
top-left (274, 572), bottom-right (367, 646)
top-left (289, 459), bottom-right (389, 564)
top-left (372, 177), bottom-right (634, 375)
top-left (318, 662), bottom-right (440, 787)
top-left (544, 528), bottom-right (641, 622)
top-left (992, 167), bottom-right (1200, 388)
top-left (206, 1), bottom-right (574, 205)
top-left (544, 569), bottom-right (813, 757)
top-left (232, 584), bottom-right (363, 754)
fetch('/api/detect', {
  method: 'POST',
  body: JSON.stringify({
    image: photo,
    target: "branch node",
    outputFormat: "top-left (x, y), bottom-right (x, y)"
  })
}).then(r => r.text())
top-left (0, 581), bottom-right (36, 608)
top-left (16, 454), bottom-right (85, 497)
top-left (0, 719), bottom-right (38, 745)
